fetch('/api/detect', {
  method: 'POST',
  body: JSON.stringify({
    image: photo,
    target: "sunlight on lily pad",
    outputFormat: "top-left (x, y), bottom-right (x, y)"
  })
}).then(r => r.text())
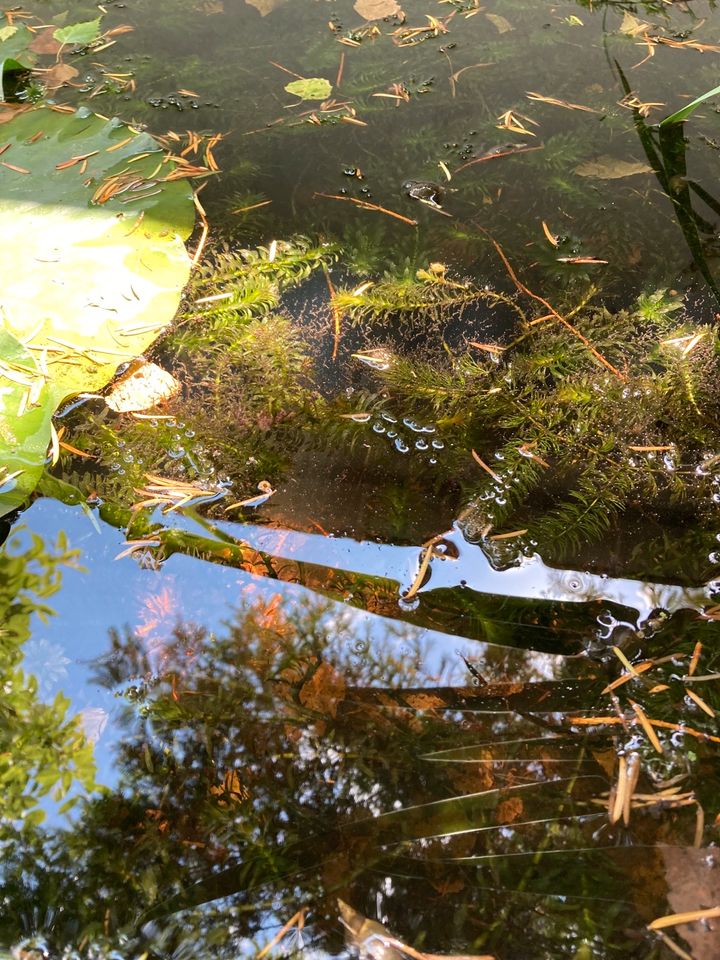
top-left (0, 106), bottom-right (195, 516)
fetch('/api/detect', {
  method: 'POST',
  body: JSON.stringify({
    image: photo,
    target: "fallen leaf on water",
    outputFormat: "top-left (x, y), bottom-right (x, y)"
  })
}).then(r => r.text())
top-left (485, 12), bottom-right (513, 33)
top-left (619, 11), bottom-right (650, 36)
top-left (105, 360), bottom-right (180, 412)
top-left (42, 63), bottom-right (80, 90)
top-left (354, 0), bottom-right (402, 19)
top-left (27, 29), bottom-right (61, 55)
top-left (574, 155), bottom-right (652, 179)
top-left (244, 0), bottom-right (287, 15)
top-left (194, 0), bottom-right (224, 12)
top-left (53, 18), bottom-right (102, 47)
top-left (285, 77), bottom-right (333, 101)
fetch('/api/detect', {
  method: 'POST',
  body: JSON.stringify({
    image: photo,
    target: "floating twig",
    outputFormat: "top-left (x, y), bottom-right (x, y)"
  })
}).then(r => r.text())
top-left (314, 192), bottom-right (417, 226)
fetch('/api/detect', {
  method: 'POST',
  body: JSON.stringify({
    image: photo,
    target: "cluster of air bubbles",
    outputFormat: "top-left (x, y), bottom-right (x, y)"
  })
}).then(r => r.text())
top-left (707, 467), bottom-right (720, 505)
top-left (706, 577), bottom-right (720, 598)
top-left (360, 410), bottom-right (445, 462)
top-left (695, 451), bottom-right (720, 478)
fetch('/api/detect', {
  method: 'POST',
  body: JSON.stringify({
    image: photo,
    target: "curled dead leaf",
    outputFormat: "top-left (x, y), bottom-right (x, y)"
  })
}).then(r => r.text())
top-left (105, 360), bottom-right (180, 412)
top-left (42, 63), bottom-right (80, 91)
top-left (354, 0), bottom-right (402, 20)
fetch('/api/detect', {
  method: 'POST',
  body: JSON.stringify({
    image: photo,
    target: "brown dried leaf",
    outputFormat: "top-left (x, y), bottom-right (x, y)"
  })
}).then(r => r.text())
top-left (354, 0), bottom-right (402, 20)
top-left (619, 12), bottom-right (650, 36)
top-left (28, 29), bottom-right (62, 55)
top-left (245, 0), bottom-right (287, 15)
top-left (485, 12), bottom-right (513, 33)
top-left (194, 0), bottom-right (224, 12)
top-left (43, 63), bottom-right (80, 90)
top-left (574, 156), bottom-right (652, 179)
top-left (105, 360), bottom-right (180, 412)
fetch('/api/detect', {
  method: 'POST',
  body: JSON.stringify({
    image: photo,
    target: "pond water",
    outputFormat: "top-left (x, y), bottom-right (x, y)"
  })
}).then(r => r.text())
top-left (4, 1), bottom-right (720, 958)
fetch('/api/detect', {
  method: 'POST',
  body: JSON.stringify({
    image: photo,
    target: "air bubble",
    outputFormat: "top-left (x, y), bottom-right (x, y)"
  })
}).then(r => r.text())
top-left (372, 422), bottom-right (386, 434)
top-left (415, 439), bottom-right (429, 451)
top-left (168, 448), bottom-right (186, 460)
top-left (381, 413), bottom-right (397, 423)
top-left (394, 438), bottom-right (410, 453)
top-left (387, 430), bottom-right (397, 439)
top-left (431, 439), bottom-right (444, 450)
top-left (398, 595), bottom-right (420, 612)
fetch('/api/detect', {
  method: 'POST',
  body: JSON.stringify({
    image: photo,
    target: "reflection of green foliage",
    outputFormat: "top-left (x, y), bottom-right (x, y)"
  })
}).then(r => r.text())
top-left (0, 596), bottom-right (716, 958)
top-left (0, 530), bottom-right (96, 830)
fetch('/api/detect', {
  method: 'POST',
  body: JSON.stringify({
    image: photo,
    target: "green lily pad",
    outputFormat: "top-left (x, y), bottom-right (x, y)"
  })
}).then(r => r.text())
top-left (0, 24), bottom-right (35, 100)
top-left (0, 106), bottom-right (195, 516)
top-left (53, 18), bottom-right (102, 47)
top-left (284, 77), bottom-right (332, 101)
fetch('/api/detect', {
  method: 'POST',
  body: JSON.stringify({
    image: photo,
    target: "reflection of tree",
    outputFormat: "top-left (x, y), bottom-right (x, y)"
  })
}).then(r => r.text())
top-left (1, 596), bottom-right (708, 959)
top-left (0, 528), bottom-right (96, 830)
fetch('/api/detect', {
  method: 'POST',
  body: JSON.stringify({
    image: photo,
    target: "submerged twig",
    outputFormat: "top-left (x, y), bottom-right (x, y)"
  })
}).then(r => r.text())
top-left (477, 227), bottom-right (625, 380)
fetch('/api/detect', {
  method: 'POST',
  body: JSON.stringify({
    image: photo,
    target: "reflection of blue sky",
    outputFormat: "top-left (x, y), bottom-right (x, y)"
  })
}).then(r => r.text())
top-left (16, 496), bottom-right (711, 815)
top-left (17, 499), bottom-right (570, 805)
top-left (22, 637), bottom-right (71, 696)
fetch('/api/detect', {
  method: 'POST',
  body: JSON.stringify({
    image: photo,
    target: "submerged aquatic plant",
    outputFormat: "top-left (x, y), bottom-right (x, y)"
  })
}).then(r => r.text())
top-left (169, 236), bottom-right (337, 354)
top-left (334, 263), bottom-right (525, 326)
top-left (340, 269), bottom-right (720, 562)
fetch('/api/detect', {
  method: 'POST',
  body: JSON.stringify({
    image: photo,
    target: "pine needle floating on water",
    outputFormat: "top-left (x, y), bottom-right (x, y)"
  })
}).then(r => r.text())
top-left (471, 448), bottom-right (501, 483)
top-left (496, 109), bottom-right (539, 137)
top-left (132, 474), bottom-right (229, 513)
top-left (648, 906), bottom-right (720, 931)
top-left (526, 91), bottom-right (599, 113)
top-left (225, 480), bottom-right (275, 511)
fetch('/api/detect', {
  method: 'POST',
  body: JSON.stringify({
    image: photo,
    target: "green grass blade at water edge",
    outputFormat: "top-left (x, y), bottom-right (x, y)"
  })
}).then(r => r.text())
top-left (661, 83), bottom-right (720, 127)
